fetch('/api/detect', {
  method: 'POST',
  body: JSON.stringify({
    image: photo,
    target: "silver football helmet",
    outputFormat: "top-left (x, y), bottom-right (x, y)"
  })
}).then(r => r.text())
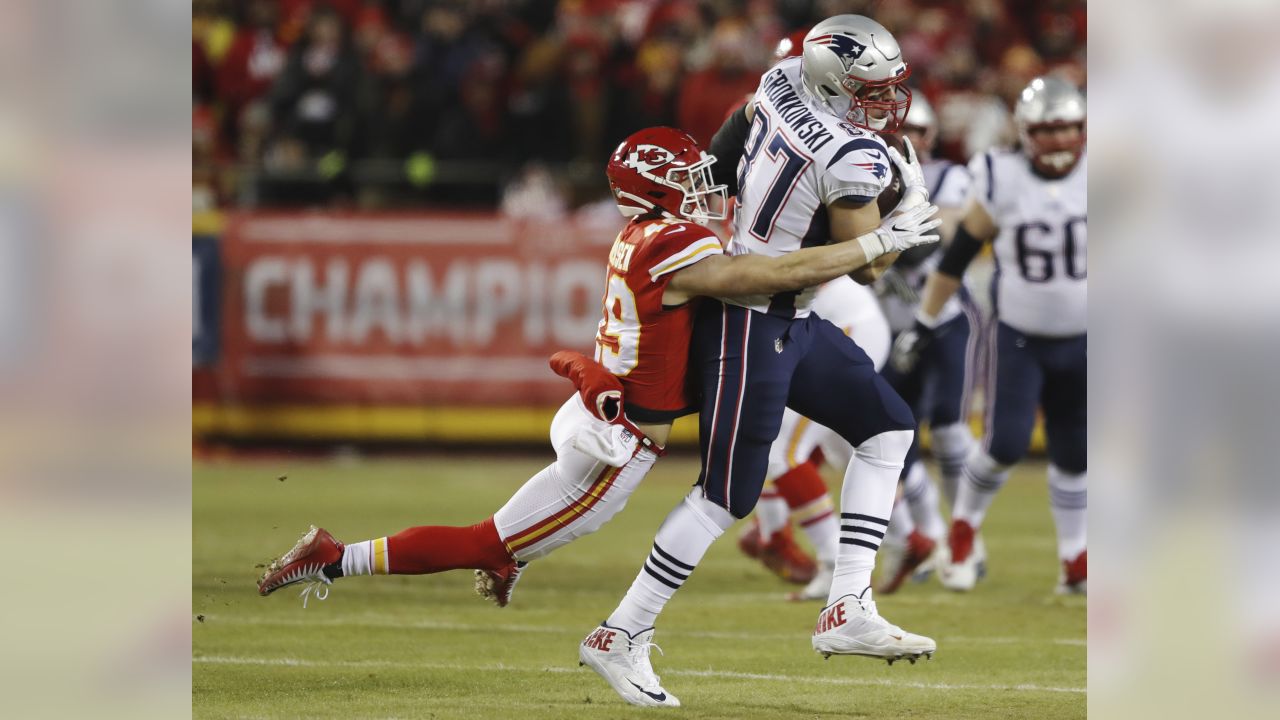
top-left (1014, 76), bottom-right (1086, 176)
top-left (800, 15), bottom-right (912, 132)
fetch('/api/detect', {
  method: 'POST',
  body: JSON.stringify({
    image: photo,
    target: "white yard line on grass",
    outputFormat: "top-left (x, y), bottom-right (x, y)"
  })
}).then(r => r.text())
top-left (198, 613), bottom-right (1085, 647)
top-left (193, 655), bottom-right (1085, 694)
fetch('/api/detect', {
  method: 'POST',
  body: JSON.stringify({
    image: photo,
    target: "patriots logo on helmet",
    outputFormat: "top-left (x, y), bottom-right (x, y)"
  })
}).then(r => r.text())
top-left (624, 144), bottom-right (677, 173)
top-left (809, 33), bottom-right (867, 72)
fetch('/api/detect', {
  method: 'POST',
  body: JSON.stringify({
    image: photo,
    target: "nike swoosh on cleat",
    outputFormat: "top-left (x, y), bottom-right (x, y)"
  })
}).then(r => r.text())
top-left (628, 680), bottom-right (666, 702)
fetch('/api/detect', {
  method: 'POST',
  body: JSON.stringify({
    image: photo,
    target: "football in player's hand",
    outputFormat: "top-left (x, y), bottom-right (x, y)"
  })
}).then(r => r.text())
top-left (876, 132), bottom-right (906, 218)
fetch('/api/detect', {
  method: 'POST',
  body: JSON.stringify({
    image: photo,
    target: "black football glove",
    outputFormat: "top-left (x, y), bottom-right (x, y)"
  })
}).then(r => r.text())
top-left (889, 319), bottom-right (937, 375)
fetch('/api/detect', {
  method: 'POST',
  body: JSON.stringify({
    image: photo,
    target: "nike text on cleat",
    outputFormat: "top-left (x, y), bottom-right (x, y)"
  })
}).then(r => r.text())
top-left (257, 526), bottom-right (344, 607)
top-left (578, 623), bottom-right (680, 707)
top-left (475, 560), bottom-right (527, 607)
top-left (811, 594), bottom-right (936, 663)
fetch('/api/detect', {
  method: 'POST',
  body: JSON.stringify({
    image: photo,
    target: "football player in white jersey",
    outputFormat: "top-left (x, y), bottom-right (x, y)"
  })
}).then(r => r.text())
top-left (875, 92), bottom-right (986, 593)
top-left (732, 29), bottom-right (899, 602)
top-left (583, 16), bottom-right (943, 707)
top-left (896, 76), bottom-right (1087, 594)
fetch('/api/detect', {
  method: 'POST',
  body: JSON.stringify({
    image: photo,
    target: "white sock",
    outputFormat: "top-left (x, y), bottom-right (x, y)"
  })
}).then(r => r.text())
top-left (756, 495), bottom-right (790, 539)
top-left (607, 488), bottom-right (736, 634)
top-left (953, 451), bottom-right (1010, 528)
top-left (931, 422), bottom-right (972, 511)
top-left (798, 509), bottom-right (839, 565)
top-left (1047, 465), bottom-right (1087, 560)
top-left (884, 495), bottom-right (913, 545)
top-left (340, 538), bottom-right (386, 577)
top-left (828, 430), bottom-right (912, 605)
top-left (902, 462), bottom-right (947, 540)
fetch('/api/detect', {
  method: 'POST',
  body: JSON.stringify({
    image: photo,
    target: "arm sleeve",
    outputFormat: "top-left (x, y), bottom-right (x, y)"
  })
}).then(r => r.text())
top-left (935, 222), bottom-right (987, 279)
top-left (708, 103), bottom-right (752, 196)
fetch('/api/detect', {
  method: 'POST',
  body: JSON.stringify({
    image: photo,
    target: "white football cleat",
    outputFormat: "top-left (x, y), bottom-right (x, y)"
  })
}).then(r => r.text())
top-left (579, 623), bottom-right (680, 707)
top-left (787, 560), bottom-right (834, 602)
top-left (812, 593), bottom-right (936, 664)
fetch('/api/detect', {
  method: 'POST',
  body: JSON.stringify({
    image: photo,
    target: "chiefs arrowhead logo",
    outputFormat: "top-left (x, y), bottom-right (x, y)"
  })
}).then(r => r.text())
top-left (624, 144), bottom-right (676, 173)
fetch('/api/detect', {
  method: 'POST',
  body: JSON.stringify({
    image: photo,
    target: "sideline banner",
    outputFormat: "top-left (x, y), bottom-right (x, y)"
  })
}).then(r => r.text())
top-left (204, 212), bottom-right (620, 414)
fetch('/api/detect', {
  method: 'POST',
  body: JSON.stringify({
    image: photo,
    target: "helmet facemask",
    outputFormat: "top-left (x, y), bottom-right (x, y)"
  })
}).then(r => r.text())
top-left (664, 153), bottom-right (727, 225)
top-left (842, 71), bottom-right (913, 133)
top-left (1021, 122), bottom-right (1085, 176)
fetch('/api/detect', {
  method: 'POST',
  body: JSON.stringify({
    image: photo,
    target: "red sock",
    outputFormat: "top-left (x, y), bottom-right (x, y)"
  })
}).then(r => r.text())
top-left (386, 517), bottom-right (513, 574)
top-left (774, 459), bottom-right (828, 509)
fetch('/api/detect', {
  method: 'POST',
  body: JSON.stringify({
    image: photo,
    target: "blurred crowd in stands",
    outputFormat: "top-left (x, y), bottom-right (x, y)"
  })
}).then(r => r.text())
top-left (192, 0), bottom-right (1085, 212)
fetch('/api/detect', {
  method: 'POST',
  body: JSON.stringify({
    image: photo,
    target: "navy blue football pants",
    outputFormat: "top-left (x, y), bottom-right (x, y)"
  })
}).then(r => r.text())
top-left (692, 301), bottom-right (915, 518)
top-left (982, 321), bottom-right (1087, 473)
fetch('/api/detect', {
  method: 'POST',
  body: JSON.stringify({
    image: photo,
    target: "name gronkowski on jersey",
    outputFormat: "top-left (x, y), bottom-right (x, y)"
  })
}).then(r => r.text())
top-left (726, 56), bottom-right (894, 319)
top-left (594, 216), bottom-right (724, 422)
top-left (880, 159), bottom-right (973, 333)
top-left (972, 149), bottom-right (1087, 337)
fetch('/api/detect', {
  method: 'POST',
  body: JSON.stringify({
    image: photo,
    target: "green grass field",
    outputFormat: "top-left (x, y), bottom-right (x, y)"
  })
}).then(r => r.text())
top-left (193, 455), bottom-right (1085, 719)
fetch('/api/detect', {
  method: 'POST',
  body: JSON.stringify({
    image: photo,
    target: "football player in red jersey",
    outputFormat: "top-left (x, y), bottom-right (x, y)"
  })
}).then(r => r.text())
top-left (257, 129), bottom-right (939, 701)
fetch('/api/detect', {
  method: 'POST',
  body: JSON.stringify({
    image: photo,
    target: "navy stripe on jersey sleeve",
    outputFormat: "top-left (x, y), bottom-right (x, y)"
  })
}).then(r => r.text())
top-left (931, 163), bottom-right (956, 199)
top-left (825, 138), bottom-right (886, 169)
top-left (984, 152), bottom-right (995, 203)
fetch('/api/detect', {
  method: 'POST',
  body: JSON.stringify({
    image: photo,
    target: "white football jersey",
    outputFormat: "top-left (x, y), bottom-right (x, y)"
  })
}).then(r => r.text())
top-left (972, 149), bottom-right (1087, 337)
top-left (879, 158), bottom-right (972, 333)
top-left (724, 57), bottom-right (894, 318)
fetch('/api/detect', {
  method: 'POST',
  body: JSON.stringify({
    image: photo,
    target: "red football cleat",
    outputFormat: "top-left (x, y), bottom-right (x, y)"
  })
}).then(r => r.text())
top-left (877, 530), bottom-right (938, 595)
top-left (737, 518), bottom-right (765, 559)
top-left (759, 526), bottom-right (817, 585)
top-left (948, 519), bottom-right (975, 564)
top-left (475, 561), bottom-right (527, 607)
top-left (1056, 550), bottom-right (1087, 595)
top-left (738, 518), bottom-right (816, 584)
top-left (257, 526), bottom-right (344, 601)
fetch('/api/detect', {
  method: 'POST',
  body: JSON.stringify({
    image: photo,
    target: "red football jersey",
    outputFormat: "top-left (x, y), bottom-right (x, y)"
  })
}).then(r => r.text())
top-left (594, 216), bottom-right (724, 422)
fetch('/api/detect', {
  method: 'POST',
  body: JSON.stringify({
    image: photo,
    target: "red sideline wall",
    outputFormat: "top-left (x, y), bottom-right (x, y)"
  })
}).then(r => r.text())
top-left (192, 210), bottom-right (680, 442)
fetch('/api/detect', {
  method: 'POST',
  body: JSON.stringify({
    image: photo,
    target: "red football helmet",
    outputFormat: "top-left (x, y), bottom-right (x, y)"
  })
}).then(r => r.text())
top-left (606, 127), bottom-right (727, 225)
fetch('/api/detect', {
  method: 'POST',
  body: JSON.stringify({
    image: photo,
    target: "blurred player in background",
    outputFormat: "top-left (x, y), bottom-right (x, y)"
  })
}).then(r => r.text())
top-left (581, 16), bottom-right (944, 707)
top-left (256, 126), bottom-right (937, 694)
top-left (875, 92), bottom-right (984, 594)
top-left (897, 76), bottom-right (1087, 594)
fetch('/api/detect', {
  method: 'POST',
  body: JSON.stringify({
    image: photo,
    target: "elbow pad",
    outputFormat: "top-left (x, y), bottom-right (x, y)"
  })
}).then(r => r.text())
top-left (936, 224), bottom-right (986, 278)
top-left (708, 104), bottom-right (751, 196)
top-left (549, 350), bottom-right (623, 422)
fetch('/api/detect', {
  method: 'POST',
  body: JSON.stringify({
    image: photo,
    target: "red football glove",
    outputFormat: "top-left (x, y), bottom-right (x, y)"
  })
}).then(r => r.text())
top-left (549, 351), bottom-right (623, 422)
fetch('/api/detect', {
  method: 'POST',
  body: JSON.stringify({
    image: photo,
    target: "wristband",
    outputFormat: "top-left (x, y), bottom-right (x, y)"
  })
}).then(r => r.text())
top-left (856, 228), bottom-right (890, 262)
